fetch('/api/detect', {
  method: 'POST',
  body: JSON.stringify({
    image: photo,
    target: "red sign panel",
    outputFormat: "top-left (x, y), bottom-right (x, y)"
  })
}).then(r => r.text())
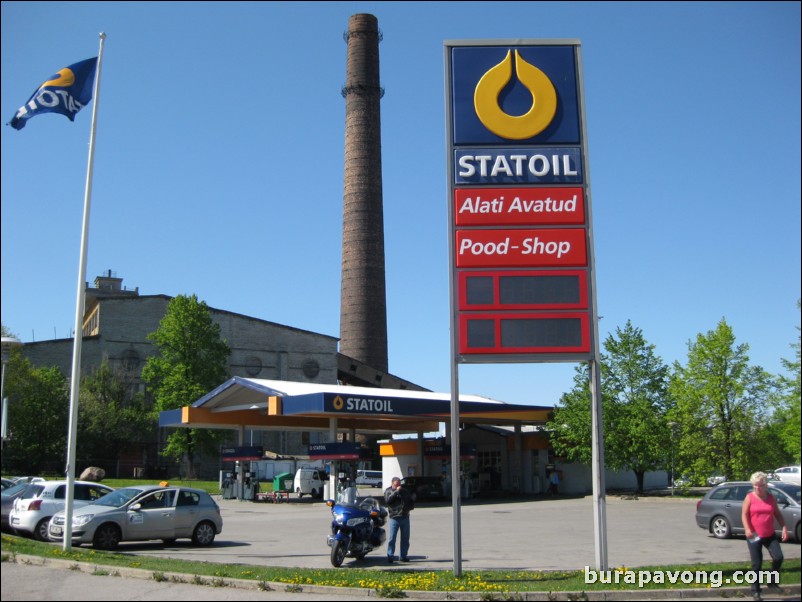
top-left (458, 312), bottom-right (590, 354)
top-left (458, 269), bottom-right (588, 311)
top-left (455, 187), bottom-right (585, 226)
top-left (456, 229), bottom-right (587, 268)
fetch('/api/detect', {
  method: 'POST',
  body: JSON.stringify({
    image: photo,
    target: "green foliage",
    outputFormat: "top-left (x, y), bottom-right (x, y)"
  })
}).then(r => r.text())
top-left (546, 364), bottom-right (593, 465)
top-left (3, 353), bottom-right (69, 474)
top-left (668, 319), bottom-right (776, 482)
top-left (774, 300), bottom-right (801, 462)
top-left (77, 359), bottom-right (153, 469)
top-left (600, 322), bottom-right (669, 490)
top-left (140, 295), bottom-right (230, 475)
top-left (547, 321), bottom-right (670, 491)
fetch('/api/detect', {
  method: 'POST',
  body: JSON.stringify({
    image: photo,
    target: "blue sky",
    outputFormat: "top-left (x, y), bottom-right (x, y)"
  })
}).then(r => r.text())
top-left (2, 2), bottom-right (800, 408)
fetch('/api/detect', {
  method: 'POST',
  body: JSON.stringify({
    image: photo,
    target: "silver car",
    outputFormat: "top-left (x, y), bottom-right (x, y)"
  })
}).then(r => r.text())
top-left (695, 481), bottom-right (801, 543)
top-left (48, 485), bottom-right (223, 550)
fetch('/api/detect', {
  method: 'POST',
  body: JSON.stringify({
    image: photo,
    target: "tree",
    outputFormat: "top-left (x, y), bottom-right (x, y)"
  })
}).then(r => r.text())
top-left (774, 300), bottom-right (801, 463)
top-left (3, 356), bottom-right (69, 474)
top-left (547, 321), bottom-right (670, 492)
top-left (668, 318), bottom-right (775, 483)
top-left (77, 359), bottom-right (153, 473)
top-left (141, 294), bottom-right (230, 477)
top-left (601, 321), bottom-right (670, 492)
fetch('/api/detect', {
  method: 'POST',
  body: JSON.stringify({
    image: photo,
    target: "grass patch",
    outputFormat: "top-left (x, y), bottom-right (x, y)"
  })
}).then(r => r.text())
top-left (98, 479), bottom-right (229, 495)
top-left (1, 532), bottom-right (798, 593)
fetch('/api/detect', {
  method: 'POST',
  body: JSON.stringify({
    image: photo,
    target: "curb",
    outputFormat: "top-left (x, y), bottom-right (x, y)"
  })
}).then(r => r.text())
top-left (7, 554), bottom-right (801, 600)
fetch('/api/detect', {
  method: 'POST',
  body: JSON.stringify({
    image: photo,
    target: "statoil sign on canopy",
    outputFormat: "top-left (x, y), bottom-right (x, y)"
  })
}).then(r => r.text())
top-left (445, 40), bottom-right (598, 363)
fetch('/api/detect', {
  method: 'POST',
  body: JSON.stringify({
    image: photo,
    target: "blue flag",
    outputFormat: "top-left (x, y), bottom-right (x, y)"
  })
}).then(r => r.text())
top-left (8, 57), bottom-right (98, 130)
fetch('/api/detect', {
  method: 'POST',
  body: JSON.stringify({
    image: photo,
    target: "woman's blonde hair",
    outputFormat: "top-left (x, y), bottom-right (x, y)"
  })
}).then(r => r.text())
top-left (750, 471), bottom-right (767, 485)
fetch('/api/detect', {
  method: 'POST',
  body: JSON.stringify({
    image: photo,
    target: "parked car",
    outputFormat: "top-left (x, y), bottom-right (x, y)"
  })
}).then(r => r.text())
top-left (400, 476), bottom-right (448, 501)
top-left (774, 466), bottom-right (801, 485)
top-left (1, 482), bottom-right (37, 532)
top-left (9, 480), bottom-right (113, 540)
top-left (48, 485), bottom-right (223, 550)
top-left (706, 475), bottom-right (727, 486)
top-left (695, 481), bottom-right (801, 543)
top-left (10, 476), bottom-right (45, 485)
top-left (672, 476), bottom-right (693, 487)
top-left (1, 478), bottom-right (14, 491)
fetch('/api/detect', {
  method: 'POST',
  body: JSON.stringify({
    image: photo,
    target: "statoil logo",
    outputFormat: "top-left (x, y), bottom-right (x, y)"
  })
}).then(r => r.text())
top-left (451, 45), bottom-right (580, 145)
top-left (474, 50), bottom-right (557, 140)
top-left (331, 395), bottom-right (395, 413)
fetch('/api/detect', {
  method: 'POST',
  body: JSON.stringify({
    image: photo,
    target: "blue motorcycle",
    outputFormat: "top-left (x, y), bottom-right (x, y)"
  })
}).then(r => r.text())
top-left (326, 486), bottom-right (387, 567)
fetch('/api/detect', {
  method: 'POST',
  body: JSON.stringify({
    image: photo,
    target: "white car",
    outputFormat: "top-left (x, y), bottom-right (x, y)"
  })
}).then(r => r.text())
top-left (9, 480), bottom-right (113, 540)
top-left (774, 466), bottom-right (801, 485)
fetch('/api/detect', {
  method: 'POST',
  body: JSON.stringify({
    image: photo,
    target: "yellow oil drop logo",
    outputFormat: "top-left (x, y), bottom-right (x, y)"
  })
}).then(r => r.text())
top-left (40, 68), bottom-right (76, 89)
top-left (474, 50), bottom-right (557, 140)
top-left (333, 395), bottom-right (344, 410)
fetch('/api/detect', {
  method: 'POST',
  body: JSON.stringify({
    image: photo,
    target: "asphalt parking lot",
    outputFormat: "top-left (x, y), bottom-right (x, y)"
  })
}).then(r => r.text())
top-left (70, 490), bottom-right (801, 571)
top-left (3, 491), bottom-right (801, 601)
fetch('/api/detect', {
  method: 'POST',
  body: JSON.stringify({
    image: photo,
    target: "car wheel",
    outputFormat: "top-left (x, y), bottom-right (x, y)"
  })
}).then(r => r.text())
top-left (192, 521), bottom-right (216, 546)
top-left (311, 488), bottom-right (318, 498)
top-left (34, 517), bottom-right (51, 541)
top-left (711, 515), bottom-right (732, 539)
top-left (796, 522), bottom-right (801, 544)
top-left (93, 523), bottom-right (121, 550)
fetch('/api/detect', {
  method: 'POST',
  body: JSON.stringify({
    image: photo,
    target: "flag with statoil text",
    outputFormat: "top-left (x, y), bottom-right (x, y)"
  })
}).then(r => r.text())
top-left (7, 57), bottom-right (98, 130)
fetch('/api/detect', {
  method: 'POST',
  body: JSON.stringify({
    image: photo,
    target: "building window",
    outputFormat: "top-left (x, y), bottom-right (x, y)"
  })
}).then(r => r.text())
top-left (244, 356), bottom-right (262, 377)
top-left (302, 358), bottom-right (320, 379)
top-left (122, 349), bottom-right (140, 372)
top-left (477, 450), bottom-right (501, 471)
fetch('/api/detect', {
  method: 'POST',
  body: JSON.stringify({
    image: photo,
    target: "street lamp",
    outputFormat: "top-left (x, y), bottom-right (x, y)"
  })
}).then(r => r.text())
top-left (668, 421), bottom-right (677, 496)
top-left (1, 336), bottom-right (23, 444)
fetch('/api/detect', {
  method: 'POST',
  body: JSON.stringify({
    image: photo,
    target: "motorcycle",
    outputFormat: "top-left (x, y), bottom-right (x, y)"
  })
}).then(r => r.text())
top-left (326, 485), bottom-right (387, 567)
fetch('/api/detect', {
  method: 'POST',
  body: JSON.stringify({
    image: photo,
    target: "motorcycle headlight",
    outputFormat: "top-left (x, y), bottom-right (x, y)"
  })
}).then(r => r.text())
top-left (347, 516), bottom-right (368, 527)
top-left (333, 513), bottom-right (344, 523)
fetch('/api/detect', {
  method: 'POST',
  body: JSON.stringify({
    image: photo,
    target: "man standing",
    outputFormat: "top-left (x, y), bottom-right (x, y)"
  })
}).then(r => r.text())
top-left (549, 469), bottom-right (560, 495)
top-left (384, 476), bottom-right (413, 562)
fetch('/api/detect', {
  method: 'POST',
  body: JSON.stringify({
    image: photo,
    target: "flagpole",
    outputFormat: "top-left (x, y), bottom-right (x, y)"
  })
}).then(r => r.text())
top-left (63, 31), bottom-right (106, 552)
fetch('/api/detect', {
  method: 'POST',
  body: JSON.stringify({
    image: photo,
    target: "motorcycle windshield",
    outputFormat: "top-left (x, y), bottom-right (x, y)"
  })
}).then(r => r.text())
top-left (336, 486), bottom-right (358, 506)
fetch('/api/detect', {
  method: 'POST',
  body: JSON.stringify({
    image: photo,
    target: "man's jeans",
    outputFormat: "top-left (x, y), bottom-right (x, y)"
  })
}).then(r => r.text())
top-left (387, 515), bottom-right (410, 559)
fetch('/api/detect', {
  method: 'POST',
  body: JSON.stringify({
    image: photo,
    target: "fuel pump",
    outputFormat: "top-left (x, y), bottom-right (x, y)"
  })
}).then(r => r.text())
top-left (222, 470), bottom-right (236, 499)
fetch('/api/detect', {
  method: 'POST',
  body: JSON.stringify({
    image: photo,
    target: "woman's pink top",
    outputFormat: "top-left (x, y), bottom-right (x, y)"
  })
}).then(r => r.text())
top-left (747, 492), bottom-right (777, 538)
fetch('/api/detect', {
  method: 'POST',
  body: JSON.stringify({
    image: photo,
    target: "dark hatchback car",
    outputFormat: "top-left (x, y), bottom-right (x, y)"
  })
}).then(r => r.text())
top-left (695, 481), bottom-right (801, 543)
top-left (400, 477), bottom-right (448, 502)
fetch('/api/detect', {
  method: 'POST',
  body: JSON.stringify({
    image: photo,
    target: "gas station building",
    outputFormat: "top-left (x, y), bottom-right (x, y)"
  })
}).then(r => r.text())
top-left (159, 377), bottom-right (555, 499)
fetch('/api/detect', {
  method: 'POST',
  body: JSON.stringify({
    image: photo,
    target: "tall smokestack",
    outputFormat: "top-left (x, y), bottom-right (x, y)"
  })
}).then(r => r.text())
top-left (339, 13), bottom-right (388, 373)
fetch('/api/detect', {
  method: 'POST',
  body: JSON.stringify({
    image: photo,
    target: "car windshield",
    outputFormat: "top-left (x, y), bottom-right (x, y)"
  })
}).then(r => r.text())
top-left (92, 487), bottom-right (152, 508)
top-left (19, 484), bottom-right (44, 499)
top-left (772, 483), bottom-right (801, 504)
top-left (1, 482), bottom-right (33, 497)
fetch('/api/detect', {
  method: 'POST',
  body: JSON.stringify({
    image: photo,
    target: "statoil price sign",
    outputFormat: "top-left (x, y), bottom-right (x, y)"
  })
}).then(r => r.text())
top-left (445, 40), bottom-right (598, 363)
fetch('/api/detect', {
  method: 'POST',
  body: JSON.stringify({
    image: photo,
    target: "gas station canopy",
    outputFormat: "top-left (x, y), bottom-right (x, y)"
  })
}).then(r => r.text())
top-left (158, 377), bottom-right (553, 436)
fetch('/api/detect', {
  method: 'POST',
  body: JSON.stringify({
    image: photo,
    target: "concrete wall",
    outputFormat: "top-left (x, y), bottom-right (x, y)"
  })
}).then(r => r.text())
top-left (19, 294), bottom-right (342, 477)
top-left (22, 295), bottom-right (339, 390)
